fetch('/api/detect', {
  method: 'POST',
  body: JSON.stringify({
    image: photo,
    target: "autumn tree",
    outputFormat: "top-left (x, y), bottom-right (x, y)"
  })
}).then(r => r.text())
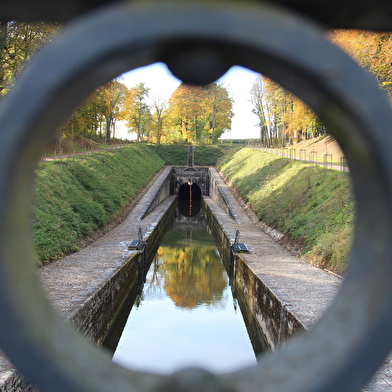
top-left (0, 22), bottom-right (7, 96)
top-left (126, 82), bottom-right (151, 142)
top-left (204, 83), bottom-right (233, 143)
top-left (249, 32), bottom-right (392, 148)
top-left (0, 22), bottom-right (60, 95)
top-left (166, 84), bottom-right (203, 142)
top-left (260, 78), bottom-right (293, 146)
top-left (166, 83), bottom-right (233, 144)
top-left (250, 75), bottom-right (270, 146)
top-left (61, 79), bottom-right (127, 143)
top-left (251, 76), bottom-right (323, 146)
top-left (96, 80), bottom-right (128, 144)
top-left (329, 30), bottom-right (392, 98)
top-left (151, 96), bottom-right (168, 145)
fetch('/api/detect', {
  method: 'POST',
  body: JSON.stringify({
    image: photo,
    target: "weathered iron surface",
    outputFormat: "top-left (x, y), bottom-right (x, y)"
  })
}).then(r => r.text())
top-left (0, 1), bottom-right (392, 392)
top-left (1, 0), bottom-right (392, 31)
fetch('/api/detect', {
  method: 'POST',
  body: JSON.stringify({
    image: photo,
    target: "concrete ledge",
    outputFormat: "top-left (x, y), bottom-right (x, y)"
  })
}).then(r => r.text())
top-left (208, 168), bottom-right (239, 223)
top-left (139, 167), bottom-right (173, 220)
top-left (205, 168), bottom-right (340, 348)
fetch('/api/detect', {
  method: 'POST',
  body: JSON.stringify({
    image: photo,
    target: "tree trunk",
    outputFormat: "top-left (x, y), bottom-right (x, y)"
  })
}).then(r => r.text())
top-left (105, 114), bottom-right (112, 144)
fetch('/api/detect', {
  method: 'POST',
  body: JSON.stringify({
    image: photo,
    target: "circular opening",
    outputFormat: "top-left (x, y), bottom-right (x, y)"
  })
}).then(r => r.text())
top-left (0, 2), bottom-right (391, 392)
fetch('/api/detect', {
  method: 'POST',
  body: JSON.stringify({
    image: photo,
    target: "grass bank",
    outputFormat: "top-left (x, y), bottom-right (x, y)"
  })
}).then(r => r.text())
top-left (218, 147), bottom-right (354, 274)
top-left (33, 144), bottom-right (165, 264)
top-left (147, 144), bottom-right (241, 166)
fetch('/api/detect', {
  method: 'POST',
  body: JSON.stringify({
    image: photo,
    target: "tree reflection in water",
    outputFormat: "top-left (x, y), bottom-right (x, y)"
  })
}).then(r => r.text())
top-left (157, 229), bottom-right (226, 309)
top-left (112, 210), bottom-right (256, 374)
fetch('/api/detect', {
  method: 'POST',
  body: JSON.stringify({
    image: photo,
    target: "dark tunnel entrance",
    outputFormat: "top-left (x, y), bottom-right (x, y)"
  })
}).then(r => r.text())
top-left (178, 182), bottom-right (202, 217)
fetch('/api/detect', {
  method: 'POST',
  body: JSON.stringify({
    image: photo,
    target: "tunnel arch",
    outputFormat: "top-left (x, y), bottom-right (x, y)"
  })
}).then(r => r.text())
top-left (178, 182), bottom-right (202, 201)
top-left (178, 182), bottom-right (202, 217)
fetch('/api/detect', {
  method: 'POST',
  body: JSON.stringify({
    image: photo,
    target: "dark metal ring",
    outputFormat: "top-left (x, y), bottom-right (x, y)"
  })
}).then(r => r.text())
top-left (0, 1), bottom-right (392, 391)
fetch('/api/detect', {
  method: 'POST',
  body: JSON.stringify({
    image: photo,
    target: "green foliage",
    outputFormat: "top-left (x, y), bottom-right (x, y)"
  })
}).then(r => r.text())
top-left (220, 148), bottom-right (354, 273)
top-left (32, 145), bottom-right (164, 264)
top-left (147, 144), bottom-right (241, 166)
top-left (127, 82), bottom-right (151, 142)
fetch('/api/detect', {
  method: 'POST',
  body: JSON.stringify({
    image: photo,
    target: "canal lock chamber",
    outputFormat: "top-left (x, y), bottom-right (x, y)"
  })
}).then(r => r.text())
top-left (97, 166), bottom-right (304, 373)
top-left (102, 197), bottom-right (270, 374)
top-left (99, 168), bottom-right (280, 371)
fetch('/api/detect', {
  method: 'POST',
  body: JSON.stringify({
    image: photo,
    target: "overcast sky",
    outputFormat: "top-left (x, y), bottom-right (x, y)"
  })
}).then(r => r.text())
top-left (117, 63), bottom-right (259, 140)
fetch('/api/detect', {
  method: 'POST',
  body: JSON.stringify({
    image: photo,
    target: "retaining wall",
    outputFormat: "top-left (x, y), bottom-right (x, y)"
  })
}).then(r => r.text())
top-left (138, 168), bottom-right (172, 220)
top-left (208, 168), bottom-right (240, 222)
top-left (72, 196), bottom-right (177, 346)
top-left (205, 168), bottom-right (305, 351)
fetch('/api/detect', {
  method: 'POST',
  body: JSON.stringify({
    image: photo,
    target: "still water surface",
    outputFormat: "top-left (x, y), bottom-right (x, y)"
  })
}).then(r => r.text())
top-left (112, 218), bottom-right (257, 374)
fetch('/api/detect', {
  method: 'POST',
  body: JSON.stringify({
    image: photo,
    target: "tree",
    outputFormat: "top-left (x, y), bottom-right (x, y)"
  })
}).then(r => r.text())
top-left (0, 22), bottom-right (60, 96)
top-left (0, 22), bottom-right (7, 96)
top-left (166, 84), bottom-right (204, 142)
top-left (250, 75), bottom-right (270, 146)
top-left (126, 82), bottom-right (151, 142)
top-left (151, 96), bottom-right (167, 145)
top-left (60, 79), bottom-right (127, 143)
top-left (166, 83), bottom-right (233, 144)
top-left (251, 76), bottom-right (322, 146)
top-left (328, 30), bottom-right (392, 98)
top-left (204, 83), bottom-right (233, 143)
top-left (96, 80), bottom-right (128, 144)
top-left (261, 78), bottom-right (292, 146)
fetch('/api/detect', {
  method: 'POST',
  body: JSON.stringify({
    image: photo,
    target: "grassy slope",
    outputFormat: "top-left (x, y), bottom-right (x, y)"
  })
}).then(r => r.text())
top-left (33, 142), bottom-right (352, 274)
top-left (218, 147), bottom-right (354, 274)
top-left (32, 145), bottom-right (165, 264)
top-left (266, 135), bottom-right (345, 164)
top-left (147, 144), bottom-right (241, 166)
top-left (32, 143), bottom-right (237, 265)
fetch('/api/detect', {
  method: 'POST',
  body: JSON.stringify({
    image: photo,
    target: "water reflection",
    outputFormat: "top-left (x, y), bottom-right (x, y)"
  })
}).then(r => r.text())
top-left (160, 230), bottom-right (226, 309)
top-left (112, 210), bottom-right (257, 374)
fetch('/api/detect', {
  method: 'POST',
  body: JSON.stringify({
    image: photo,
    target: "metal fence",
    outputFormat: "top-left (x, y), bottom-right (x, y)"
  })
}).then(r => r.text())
top-left (255, 147), bottom-right (349, 172)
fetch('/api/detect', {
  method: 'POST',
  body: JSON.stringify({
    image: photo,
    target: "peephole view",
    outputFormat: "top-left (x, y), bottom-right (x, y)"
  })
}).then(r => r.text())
top-left (4, 18), bottom-right (392, 390)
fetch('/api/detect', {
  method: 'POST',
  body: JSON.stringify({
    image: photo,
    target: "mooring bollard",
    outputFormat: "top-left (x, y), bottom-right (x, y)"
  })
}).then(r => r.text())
top-left (0, 1), bottom-right (392, 392)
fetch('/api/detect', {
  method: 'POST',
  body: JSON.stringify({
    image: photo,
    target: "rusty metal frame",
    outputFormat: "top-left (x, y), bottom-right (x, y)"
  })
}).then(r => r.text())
top-left (0, 1), bottom-right (392, 391)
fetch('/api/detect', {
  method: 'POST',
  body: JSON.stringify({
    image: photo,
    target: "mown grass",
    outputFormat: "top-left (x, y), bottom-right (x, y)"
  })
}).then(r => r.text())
top-left (218, 147), bottom-right (354, 274)
top-left (32, 145), bottom-right (165, 264)
top-left (147, 144), bottom-right (241, 166)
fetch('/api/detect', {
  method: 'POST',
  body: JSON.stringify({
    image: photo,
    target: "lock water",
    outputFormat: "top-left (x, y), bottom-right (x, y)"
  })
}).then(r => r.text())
top-left (109, 205), bottom-right (259, 375)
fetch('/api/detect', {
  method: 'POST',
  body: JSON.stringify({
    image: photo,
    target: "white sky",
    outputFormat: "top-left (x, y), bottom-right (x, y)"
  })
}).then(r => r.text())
top-left (117, 63), bottom-right (260, 140)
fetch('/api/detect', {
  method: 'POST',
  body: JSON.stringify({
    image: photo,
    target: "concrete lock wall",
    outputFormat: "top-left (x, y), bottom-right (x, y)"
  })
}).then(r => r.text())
top-left (208, 168), bottom-right (238, 221)
top-left (73, 197), bottom-right (177, 346)
top-left (80, 166), bottom-right (306, 351)
top-left (139, 168), bottom-right (173, 220)
top-left (205, 168), bottom-right (305, 350)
